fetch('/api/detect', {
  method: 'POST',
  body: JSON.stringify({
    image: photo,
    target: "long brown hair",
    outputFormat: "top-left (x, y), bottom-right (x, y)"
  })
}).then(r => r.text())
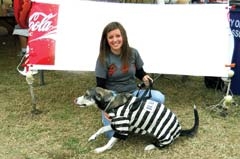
top-left (98, 21), bottom-right (132, 67)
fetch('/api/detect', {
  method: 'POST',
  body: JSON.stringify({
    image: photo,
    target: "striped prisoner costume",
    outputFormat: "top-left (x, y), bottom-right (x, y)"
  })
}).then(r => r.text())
top-left (108, 97), bottom-right (182, 148)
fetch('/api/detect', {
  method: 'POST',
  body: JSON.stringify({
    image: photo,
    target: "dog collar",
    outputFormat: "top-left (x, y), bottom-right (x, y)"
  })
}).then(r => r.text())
top-left (104, 92), bottom-right (116, 112)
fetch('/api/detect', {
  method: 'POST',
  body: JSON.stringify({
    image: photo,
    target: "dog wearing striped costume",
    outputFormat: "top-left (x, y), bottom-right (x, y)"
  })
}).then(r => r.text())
top-left (75, 87), bottom-right (199, 153)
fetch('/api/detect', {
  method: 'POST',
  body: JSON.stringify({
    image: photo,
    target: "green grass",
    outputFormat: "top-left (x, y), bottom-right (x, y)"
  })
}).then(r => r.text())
top-left (0, 42), bottom-right (240, 159)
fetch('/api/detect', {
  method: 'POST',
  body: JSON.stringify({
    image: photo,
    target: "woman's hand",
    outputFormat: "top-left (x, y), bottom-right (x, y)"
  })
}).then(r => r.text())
top-left (142, 75), bottom-right (153, 87)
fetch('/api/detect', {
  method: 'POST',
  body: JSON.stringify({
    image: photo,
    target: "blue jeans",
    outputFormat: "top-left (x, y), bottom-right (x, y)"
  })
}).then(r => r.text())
top-left (101, 89), bottom-right (165, 139)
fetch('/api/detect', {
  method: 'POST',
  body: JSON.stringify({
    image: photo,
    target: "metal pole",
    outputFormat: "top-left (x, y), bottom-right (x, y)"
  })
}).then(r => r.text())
top-left (26, 73), bottom-right (42, 115)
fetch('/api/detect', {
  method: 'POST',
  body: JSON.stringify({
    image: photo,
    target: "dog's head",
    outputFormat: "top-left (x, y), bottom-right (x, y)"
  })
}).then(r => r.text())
top-left (74, 87), bottom-right (132, 111)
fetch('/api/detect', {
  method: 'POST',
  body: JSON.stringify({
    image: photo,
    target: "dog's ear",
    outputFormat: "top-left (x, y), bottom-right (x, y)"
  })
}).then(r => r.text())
top-left (95, 87), bottom-right (114, 102)
top-left (107, 93), bottom-right (133, 109)
top-left (86, 88), bottom-right (96, 97)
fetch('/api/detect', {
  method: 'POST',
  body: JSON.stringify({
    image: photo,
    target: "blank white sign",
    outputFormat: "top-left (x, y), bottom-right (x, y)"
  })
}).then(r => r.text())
top-left (29, 0), bottom-right (234, 77)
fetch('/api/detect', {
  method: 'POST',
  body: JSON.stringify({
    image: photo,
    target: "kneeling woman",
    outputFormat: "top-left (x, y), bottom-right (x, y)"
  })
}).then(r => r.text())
top-left (95, 21), bottom-right (165, 138)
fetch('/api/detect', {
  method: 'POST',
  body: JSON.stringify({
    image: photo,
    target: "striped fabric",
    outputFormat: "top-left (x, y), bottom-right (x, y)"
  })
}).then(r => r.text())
top-left (110, 97), bottom-right (182, 147)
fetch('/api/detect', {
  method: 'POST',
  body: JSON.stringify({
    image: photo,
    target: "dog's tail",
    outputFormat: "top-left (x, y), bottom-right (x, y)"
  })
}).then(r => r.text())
top-left (180, 105), bottom-right (199, 137)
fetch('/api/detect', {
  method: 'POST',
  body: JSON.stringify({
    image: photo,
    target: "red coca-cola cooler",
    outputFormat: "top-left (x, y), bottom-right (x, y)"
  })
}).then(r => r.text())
top-left (28, 2), bottom-right (59, 65)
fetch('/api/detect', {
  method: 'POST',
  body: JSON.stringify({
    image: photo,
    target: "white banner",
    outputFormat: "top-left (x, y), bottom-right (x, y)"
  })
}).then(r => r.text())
top-left (28, 1), bottom-right (234, 77)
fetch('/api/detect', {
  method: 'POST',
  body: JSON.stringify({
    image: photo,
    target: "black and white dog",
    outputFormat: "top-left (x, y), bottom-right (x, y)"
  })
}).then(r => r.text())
top-left (75, 87), bottom-right (199, 153)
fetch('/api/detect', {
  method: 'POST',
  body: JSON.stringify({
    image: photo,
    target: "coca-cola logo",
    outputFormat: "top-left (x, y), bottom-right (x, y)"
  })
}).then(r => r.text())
top-left (28, 12), bottom-right (58, 41)
top-left (29, 12), bottom-right (57, 32)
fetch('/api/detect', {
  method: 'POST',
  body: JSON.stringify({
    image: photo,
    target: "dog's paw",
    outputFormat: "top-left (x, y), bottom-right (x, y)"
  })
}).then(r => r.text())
top-left (144, 144), bottom-right (156, 151)
top-left (94, 147), bottom-right (107, 153)
top-left (88, 134), bottom-right (97, 141)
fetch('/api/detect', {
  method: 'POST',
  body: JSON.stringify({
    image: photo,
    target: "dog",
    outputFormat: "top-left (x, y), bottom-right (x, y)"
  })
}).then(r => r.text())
top-left (75, 87), bottom-right (199, 153)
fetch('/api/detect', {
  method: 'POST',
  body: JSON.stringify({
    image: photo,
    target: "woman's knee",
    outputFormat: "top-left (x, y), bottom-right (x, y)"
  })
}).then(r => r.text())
top-left (151, 90), bottom-right (165, 104)
top-left (133, 89), bottom-right (165, 104)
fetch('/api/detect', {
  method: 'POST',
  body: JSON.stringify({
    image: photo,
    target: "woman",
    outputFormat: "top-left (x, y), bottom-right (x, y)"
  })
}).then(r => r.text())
top-left (95, 21), bottom-right (165, 138)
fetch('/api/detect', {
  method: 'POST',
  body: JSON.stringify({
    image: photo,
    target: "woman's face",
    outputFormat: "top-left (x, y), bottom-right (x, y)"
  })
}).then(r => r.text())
top-left (107, 28), bottom-right (123, 55)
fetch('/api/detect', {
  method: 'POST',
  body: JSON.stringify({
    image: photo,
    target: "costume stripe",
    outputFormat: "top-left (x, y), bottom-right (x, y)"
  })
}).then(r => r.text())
top-left (123, 105), bottom-right (130, 117)
top-left (158, 115), bottom-right (176, 140)
top-left (147, 104), bottom-right (165, 133)
top-left (144, 103), bottom-right (161, 130)
top-left (160, 123), bottom-right (181, 146)
top-left (122, 97), bottom-right (137, 117)
top-left (130, 127), bottom-right (135, 132)
top-left (133, 127), bottom-right (141, 133)
top-left (156, 111), bottom-right (173, 138)
top-left (112, 119), bottom-right (129, 125)
top-left (152, 107), bottom-right (169, 136)
top-left (120, 104), bottom-right (128, 116)
top-left (116, 106), bottom-right (124, 116)
top-left (138, 100), bottom-right (158, 130)
top-left (134, 109), bottom-right (149, 129)
top-left (130, 101), bottom-right (145, 126)
top-left (114, 126), bottom-right (128, 132)
top-left (111, 117), bottom-right (129, 133)
top-left (171, 125), bottom-right (181, 139)
top-left (130, 105), bottom-right (139, 123)
top-left (140, 129), bottom-right (147, 135)
top-left (169, 122), bottom-right (181, 140)
top-left (159, 116), bottom-right (178, 141)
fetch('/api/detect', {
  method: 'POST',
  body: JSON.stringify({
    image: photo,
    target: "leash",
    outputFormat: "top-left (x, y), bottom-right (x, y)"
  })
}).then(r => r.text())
top-left (131, 74), bottom-right (161, 112)
top-left (104, 96), bottom-right (116, 112)
top-left (130, 81), bottom-right (153, 112)
top-left (136, 74), bottom-right (161, 97)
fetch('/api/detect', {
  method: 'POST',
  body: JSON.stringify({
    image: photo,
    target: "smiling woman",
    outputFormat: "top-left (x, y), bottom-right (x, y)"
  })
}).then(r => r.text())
top-left (95, 21), bottom-right (165, 138)
top-left (106, 28), bottom-right (123, 55)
